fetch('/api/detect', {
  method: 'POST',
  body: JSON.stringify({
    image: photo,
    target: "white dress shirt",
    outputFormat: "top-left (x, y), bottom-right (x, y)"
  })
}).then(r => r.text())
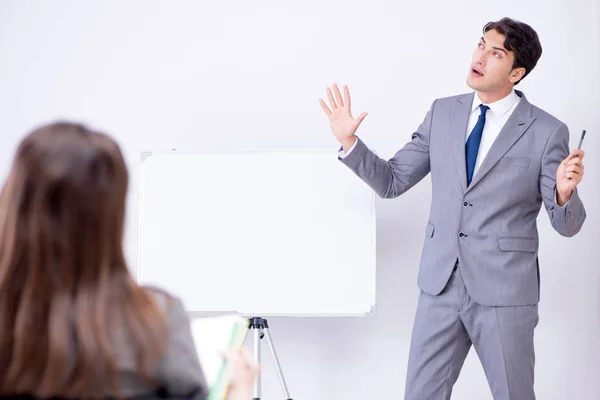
top-left (340, 90), bottom-right (521, 181)
top-left (466, 90), bottom-right (520, 177)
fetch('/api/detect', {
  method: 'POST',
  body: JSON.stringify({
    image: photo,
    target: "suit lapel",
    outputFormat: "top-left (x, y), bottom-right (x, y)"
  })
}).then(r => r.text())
top-left (449, 93), bottom-right (474, 193)
top-left (465, 92), bottom-right (536, 193)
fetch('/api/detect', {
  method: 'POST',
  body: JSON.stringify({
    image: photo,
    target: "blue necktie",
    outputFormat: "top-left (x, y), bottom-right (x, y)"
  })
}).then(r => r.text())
top-left (465, 104), bottom-right (489, 186)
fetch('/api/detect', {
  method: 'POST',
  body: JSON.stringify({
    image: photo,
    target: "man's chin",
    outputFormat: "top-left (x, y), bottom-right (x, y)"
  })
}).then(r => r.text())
top-left (466, 78), bottom-right (483, 91)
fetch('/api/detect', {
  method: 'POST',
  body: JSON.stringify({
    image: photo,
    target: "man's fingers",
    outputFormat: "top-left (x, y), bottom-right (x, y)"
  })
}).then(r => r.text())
top-left (332, 83), bottom-right (344, 108)
top-left (319, 98), bottom-right (332, 115)
top-left (356, 112), bottom-right (368, 125)
top-left (567, 157), bottom-right (584, 167)
top-left (566, 149), bottom-right (585, 162)
top-left (326, 87), bottom-right (337, 109)
top-left (343, 85), bottom-right (351, 111)
top-left (564, 170), bottom-right (583, 180)
top-left (566, 164), bottom-right (583, 174)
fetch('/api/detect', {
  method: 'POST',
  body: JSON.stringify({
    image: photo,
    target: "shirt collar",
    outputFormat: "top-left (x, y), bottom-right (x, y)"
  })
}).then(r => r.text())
top-left (471, 89), bottom-right (520, 117)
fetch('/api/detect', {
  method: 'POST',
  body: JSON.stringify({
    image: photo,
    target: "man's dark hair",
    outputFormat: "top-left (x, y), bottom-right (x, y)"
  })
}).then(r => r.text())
top-left (483, 17), bottom-right (542, 85)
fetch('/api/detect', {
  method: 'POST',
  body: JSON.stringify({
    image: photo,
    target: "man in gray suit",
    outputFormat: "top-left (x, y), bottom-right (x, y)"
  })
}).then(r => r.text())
top-left (319, 17), bottom-right (586, 399)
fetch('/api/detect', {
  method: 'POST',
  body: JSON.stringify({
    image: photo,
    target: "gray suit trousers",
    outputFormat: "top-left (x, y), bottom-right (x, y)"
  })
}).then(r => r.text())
top-left (404, 265), bottom-right (539, 400)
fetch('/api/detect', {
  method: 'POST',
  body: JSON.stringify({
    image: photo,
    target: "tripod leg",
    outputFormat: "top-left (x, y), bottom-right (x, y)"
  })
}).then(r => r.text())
top-left (263, 328), bottom-right (293, 400)
top-left (253, 326), bottom-right (261, 400)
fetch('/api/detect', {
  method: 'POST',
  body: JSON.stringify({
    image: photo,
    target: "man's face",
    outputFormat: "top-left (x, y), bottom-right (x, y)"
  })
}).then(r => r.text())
top-left (466, 29), bottom-right (524, 94)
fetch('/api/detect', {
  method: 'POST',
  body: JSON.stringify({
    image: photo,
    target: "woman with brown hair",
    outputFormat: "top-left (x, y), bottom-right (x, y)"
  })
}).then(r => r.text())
top-left (0, 122), bottom-right (258, 400)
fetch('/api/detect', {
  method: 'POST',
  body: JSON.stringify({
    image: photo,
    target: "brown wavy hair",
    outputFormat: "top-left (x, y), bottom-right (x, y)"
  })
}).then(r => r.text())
top-left (0, 122), bottom-right (169, 398)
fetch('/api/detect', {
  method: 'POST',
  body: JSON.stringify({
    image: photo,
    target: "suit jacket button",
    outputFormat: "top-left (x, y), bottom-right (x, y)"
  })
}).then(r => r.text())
top-left (463, 201), bottom-right (469, 207)
top-left (459, 232), bottom-right (465, 238)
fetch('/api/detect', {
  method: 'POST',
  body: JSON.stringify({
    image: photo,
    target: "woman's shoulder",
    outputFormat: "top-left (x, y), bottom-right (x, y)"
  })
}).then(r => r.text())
top-left (142, 285), bottom-right (186, 314)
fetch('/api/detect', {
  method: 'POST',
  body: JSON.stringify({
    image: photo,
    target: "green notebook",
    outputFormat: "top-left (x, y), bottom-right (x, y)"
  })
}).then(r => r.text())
top-left (190, 314), bottom-right (250, 400)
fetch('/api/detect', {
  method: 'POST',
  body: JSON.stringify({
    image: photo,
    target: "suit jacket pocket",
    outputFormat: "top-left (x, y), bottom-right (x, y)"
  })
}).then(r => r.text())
top-left (426, 222), bottom-right (435, 238)
top-left (497, 156), bottom-right (531, 167)
top-left (498, 237), bottom-right (537, 253)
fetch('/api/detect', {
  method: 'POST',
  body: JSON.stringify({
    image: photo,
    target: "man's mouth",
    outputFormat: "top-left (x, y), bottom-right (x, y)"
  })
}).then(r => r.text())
top-left (471, 67), bottom-right (484, 77)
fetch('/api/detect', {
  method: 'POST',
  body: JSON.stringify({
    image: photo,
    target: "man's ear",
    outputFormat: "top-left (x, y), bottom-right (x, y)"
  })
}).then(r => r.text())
top-left (509, 67), bottom-right (526, 83)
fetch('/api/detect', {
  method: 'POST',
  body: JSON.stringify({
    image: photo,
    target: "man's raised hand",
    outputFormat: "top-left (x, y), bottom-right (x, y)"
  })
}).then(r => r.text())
top-left (319, 83), bottom-right (368, 151)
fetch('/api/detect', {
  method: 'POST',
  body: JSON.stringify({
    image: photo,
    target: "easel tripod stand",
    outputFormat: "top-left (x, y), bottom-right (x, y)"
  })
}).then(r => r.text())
top-left (247, 317), bottom-right (293, 400)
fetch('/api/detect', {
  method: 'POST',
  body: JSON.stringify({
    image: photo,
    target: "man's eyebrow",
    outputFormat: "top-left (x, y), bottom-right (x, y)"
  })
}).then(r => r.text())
top-left (480, 36), bottom-right (508, 55)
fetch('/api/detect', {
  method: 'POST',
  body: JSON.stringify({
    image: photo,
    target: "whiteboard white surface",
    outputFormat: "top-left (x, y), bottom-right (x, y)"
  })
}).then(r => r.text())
top-left (138, 150), bottom-right (376, 316)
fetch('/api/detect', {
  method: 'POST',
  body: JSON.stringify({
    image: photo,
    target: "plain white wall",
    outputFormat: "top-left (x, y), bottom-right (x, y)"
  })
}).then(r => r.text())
top-left (1, 0), bottom-right (598, 398)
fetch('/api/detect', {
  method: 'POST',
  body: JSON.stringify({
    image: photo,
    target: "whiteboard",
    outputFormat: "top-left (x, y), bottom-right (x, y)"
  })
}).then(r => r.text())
top-left (138, 150), bottom-right (376, 316)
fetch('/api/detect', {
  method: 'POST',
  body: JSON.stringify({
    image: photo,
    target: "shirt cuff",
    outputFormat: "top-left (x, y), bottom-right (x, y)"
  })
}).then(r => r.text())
top-left (338, 138), bottom-right (358, 159)
top-left (555, 186), bottom-right (571, 209)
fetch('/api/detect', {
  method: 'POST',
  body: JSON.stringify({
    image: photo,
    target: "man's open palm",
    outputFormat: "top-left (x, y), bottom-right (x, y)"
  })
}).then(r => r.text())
top-left (319, 83), bottom-right (368, 149)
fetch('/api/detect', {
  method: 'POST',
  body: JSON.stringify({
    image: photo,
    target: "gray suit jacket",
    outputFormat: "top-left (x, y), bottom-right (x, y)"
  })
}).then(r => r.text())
top-left (340, 90), bottom-right (586, 306)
